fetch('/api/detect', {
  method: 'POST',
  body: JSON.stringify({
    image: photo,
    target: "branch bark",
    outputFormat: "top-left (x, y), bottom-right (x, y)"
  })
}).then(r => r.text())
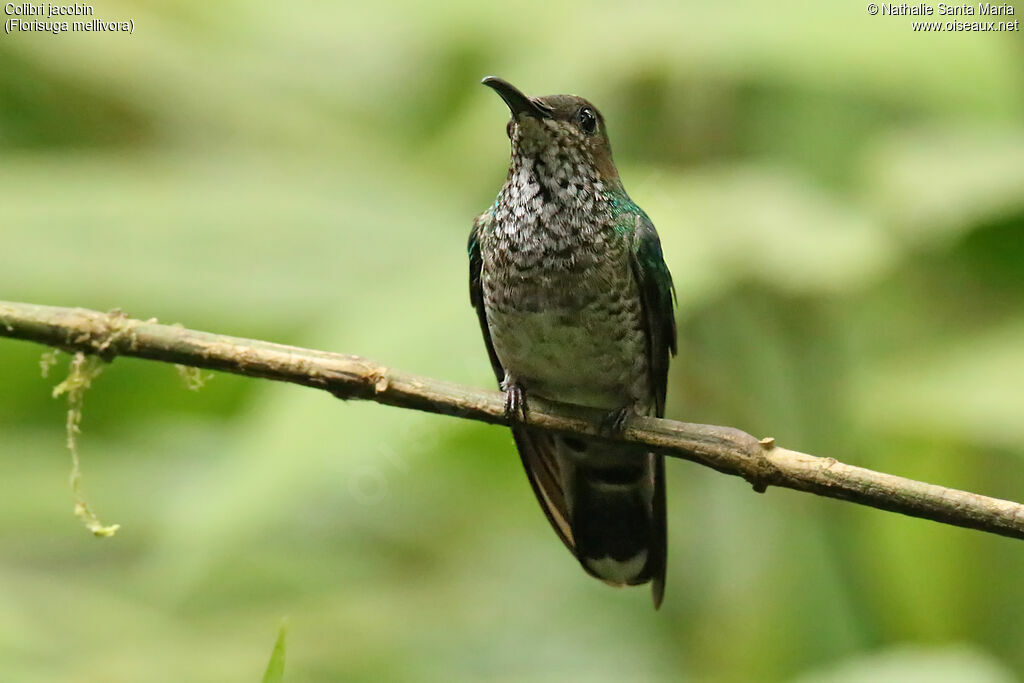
top-left (2, 300), bottom-right (1022, 541)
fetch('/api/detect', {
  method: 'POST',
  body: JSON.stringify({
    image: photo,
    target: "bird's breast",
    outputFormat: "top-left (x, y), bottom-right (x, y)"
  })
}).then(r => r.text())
top-left (482, 239), bottom-right (650, 410)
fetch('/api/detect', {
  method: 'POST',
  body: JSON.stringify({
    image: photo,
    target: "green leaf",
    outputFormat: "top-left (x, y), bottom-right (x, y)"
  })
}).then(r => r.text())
top-left (261, 621), bottom-right (287, 683)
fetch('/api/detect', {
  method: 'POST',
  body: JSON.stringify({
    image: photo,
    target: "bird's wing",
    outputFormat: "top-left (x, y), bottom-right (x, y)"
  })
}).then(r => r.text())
top-left (468, 215), bottom-right (575, 551)
top-left (468, 215), bottom-right (504, 384)
top-left (628, 212), bottom-right (677, 419)
top-left (628, 211), bottom-right (677, 608)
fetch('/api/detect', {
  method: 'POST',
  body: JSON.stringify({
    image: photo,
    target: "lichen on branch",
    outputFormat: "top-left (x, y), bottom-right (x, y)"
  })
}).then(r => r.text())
top-left (50, 351), bottom-right (120, 537)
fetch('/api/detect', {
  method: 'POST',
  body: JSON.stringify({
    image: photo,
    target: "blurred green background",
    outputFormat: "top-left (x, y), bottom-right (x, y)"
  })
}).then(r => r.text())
top-left (1, 1), bottom-right (1023, 681)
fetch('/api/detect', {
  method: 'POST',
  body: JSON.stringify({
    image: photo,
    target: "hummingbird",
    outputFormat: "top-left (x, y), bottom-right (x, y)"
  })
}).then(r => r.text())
top-left (468, 77), bottom-right (677, 607)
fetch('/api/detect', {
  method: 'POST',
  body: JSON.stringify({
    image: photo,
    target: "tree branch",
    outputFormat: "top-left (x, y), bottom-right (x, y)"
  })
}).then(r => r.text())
top-left (2, 300), bottom-right (1022, 541)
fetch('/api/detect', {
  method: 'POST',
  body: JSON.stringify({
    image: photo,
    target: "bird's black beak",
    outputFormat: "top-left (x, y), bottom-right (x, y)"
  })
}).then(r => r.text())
top-left (482, 76), bottom-right (552, 119)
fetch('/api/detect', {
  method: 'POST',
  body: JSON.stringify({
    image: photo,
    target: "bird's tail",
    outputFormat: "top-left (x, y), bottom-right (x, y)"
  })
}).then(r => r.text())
top-left (513, 427), bottom-right (667, 608)
top-left (566, 449), bottom-right (665, 601)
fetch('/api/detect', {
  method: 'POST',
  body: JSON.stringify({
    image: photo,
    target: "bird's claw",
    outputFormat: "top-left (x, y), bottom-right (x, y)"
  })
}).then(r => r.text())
top-left (502, 380), bottom-right (527, 424)
top-left (600, 406), bottom-right (632, 436)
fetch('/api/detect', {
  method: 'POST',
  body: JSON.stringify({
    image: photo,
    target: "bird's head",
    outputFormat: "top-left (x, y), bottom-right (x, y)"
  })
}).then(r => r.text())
top-left (482, 76), bottom-right (620, 189)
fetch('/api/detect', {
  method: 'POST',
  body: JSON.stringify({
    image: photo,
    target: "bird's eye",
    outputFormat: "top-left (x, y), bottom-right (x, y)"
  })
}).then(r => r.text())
top-left (577, 107), bottom-right (597, 135)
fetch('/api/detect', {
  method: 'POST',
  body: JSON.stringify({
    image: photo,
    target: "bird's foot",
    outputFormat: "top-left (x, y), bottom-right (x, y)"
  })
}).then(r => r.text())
top-left (501, 376), bottom-right (527, 424)
top-left (600, 406), bottom-right (633, 436)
